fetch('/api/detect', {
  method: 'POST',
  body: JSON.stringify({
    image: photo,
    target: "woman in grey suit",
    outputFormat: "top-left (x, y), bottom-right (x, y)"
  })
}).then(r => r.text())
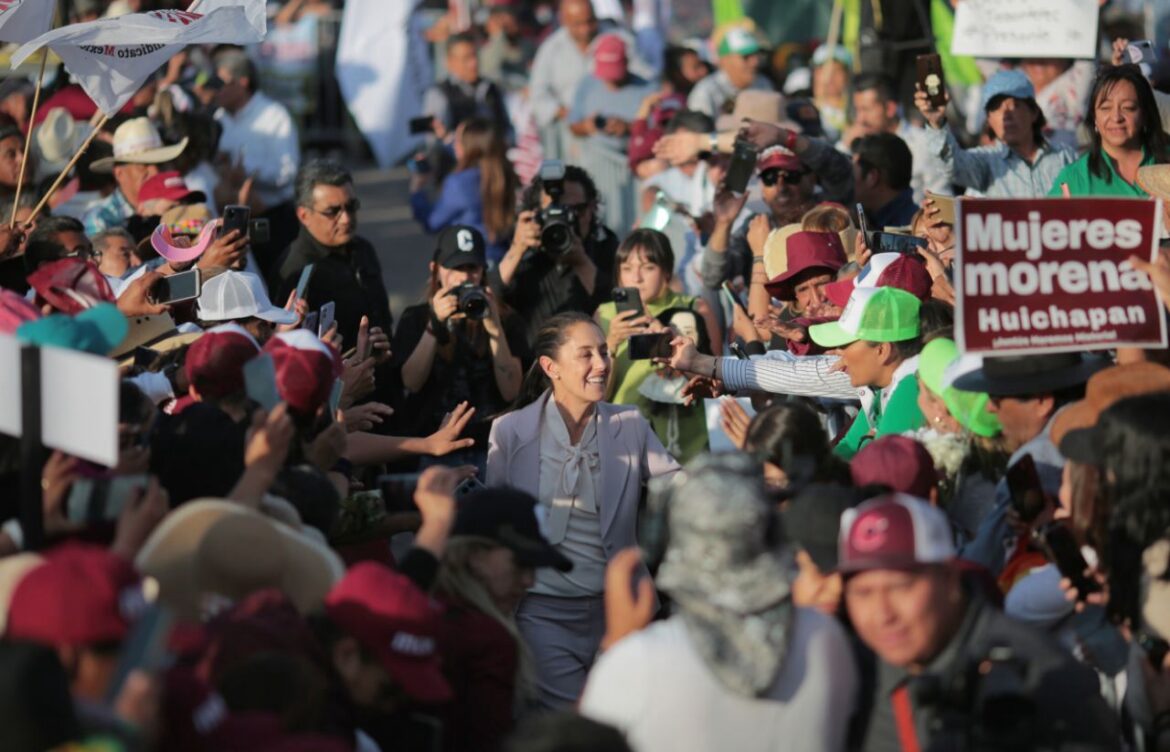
top-left (486, 311), bottom-right (680, 709)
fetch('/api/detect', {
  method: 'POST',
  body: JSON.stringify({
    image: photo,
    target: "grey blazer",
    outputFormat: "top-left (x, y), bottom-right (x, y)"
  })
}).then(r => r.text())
top-left (486, 392), bottom-right (680, 569)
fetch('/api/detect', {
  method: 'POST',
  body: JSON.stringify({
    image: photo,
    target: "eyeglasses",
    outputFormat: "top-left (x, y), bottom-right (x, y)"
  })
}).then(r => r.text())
top-left (759, 169), bottom-right (808, 187)
top-left (310, 199), bottom-right (361, 219)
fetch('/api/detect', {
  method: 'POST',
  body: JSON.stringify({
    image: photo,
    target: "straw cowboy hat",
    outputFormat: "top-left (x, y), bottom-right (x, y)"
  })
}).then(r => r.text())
top-left (91, 117), bottom-right (188, 173)
top-left (35, 108), bottom-right (89, 175)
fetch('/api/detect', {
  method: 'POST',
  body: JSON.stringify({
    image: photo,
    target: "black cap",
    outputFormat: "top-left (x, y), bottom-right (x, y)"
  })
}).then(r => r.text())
top-left (434, 225), bottom-right (487, 270)
top-left (452, 487), bottom-right (573, 572)
top-left (786, 98), bottom-right (824, 138)
top-left (953, 353), bottom-right (1108, 397)
top-left (781, 483), bottom-right (863, 572)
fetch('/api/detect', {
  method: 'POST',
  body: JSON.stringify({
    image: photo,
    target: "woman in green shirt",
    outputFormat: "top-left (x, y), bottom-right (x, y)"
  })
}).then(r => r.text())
top-left (1049, 64), bottom-right (1170, 197)
top-left (595, 229), bottom-right (718, 463)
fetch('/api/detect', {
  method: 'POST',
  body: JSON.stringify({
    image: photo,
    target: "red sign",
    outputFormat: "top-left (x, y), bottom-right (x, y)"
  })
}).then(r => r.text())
top-left (956, 198), bottom-right (1168, 354)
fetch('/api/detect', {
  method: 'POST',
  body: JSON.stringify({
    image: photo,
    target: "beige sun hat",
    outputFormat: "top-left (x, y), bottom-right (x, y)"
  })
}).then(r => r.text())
top-left (1138, 164), bottom-right (1170, 201)
top-left (762, 223), bottom-right (803, 280)
top-left (135, 499), bottom-right (345, 623)
top-left (91, 117), bottom-right (188, 173)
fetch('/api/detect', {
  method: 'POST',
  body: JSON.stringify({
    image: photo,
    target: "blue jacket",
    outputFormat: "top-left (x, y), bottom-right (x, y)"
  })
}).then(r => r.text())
top-left (411, 167), bottom-right (508, 263)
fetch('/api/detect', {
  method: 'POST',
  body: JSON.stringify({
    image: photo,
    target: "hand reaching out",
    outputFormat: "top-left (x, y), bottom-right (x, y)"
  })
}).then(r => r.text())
top-left (601, 548), bottom-right (655, 651)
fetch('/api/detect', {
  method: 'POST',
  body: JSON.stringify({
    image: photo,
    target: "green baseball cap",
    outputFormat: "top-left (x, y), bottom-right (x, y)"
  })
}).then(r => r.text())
top-left (918, 338), bottom-right (1002, 438)
top-left (16, 303), bottom-right (128, 356)
top-left (808, 286), bottom-right (921, 348)
top-left (718, 26), bottom-right (762, 57)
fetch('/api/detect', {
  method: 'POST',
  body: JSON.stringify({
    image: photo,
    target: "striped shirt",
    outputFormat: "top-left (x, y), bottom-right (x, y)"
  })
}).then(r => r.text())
top-left (720, 352), bottom-right (860, 402)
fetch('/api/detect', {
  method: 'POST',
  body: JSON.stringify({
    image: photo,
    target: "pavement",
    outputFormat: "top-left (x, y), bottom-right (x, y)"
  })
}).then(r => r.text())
top-left (348, 164), bottom-right (434, 322)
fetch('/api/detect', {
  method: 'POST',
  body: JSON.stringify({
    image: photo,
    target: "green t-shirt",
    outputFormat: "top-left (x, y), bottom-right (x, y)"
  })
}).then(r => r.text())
top-left (834, 372), bottom-right (925, 460)
top-left (1047, 149), bottom-right (1154, 198)
top-left (597, 289), bottom-right (709, 463)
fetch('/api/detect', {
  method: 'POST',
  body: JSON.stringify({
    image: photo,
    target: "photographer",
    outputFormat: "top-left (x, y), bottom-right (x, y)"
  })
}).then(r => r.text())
top-left (393, 226), bottom-right (526, 469)
top-left (840, 494), bottom-right (1118, 751)
top-left (490, 163), bottom-right (619, 345)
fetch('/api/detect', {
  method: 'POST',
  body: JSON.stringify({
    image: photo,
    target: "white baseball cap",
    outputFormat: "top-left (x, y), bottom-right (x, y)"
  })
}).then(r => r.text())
top-left (197, 271), bottom-right (297, 325)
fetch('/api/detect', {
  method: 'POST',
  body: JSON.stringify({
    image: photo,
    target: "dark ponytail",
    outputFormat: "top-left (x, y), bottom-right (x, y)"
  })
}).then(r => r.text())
top-left (512, 312), bottom-right (601, 410)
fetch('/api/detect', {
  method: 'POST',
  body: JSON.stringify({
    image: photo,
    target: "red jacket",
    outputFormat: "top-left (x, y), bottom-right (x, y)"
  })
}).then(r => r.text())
top-left (435, 596), bottom-right (518, 752)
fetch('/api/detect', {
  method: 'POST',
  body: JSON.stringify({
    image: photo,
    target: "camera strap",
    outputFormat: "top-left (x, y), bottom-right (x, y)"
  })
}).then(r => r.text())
top-left (891, 684), bottom-right (921, 752)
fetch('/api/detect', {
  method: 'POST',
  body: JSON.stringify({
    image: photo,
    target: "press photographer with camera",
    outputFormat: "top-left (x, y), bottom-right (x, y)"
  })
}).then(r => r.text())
top-left (393, 226), bottom-right (526, 467)
top-left (490, 162), bottom-right (619, 344)
top-left (840, 494), bottom-right (1118, 752)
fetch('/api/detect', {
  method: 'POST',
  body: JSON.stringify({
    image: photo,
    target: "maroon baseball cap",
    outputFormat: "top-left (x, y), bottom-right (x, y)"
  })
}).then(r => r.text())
top-left (593, 34), bottom-right (628, 83)
top-left (185, 323), bottom-right (261, 400)
top-left (757, 145), bottom-right (802, 173)
top-left (838, 494), bottom-right (955, 574)
top-left (28, 257), bottom-right (115, 315)
top-left (7, 543), bottom-right (145, 646)
top-left (264, 330), bottom-right (342, 419)
top-left (824, 252), bottom-right (932, 308)
top-left (139, 170), bottom-right (206, 205)
top-left (763, 231), bottom-right (846, 301)
top-left (850, 435), bottom-right (940, 499)
top-left (324, 563), bottom-right (452, 704)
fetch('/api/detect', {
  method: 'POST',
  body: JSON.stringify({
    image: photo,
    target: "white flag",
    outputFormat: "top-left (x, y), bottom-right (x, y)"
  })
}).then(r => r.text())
top-left (336, 0), bottom-right (432, 168)
top-left (0, 0), bottom-right (53, 44)
top-left (11, 0), bottom-right (267, 116)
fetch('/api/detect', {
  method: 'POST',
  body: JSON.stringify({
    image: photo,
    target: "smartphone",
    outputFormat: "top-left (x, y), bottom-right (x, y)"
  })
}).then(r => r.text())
top-left (318, 301), bottom-right (336, 338)
top-left (328, 378), bottom-right (343, 415)
top-left (133, 346), bottom-right (162, 370)
top-left (720, 282), bottom-right (747, 315)
top-left (1006, 454), bottom-right (1048, 523)
top-left (295, 263), bottom-right (315, 300)
top-left (409, 116), bottom-right (435, 135)
top-left (66, 474), bottom-right (149, 523)
top-left (149, 268), bottom-right (202, 305)
top-left (729, 341), bottom-right (749, 360)
top-left (222, 204), bottom-right (250, 239)
top-left (612, 287), bottom-right (644, 318)
top-left (377, 473), bottom-right (421, 513)
top-left (302, 311), bottom-right (319, 333)
top-left (243, 353), bottom-right (280, 411)
top-left (872, 232), bottom-right (929, 254)
top-left (249, 218), bottom-right (271, 245)
top-left (454, 475), bottom-right (486, 498)
top-left (627, 332), bottom-right (673, 360)
top-left (724, 138), bottom-right (758, 195)
top-left (103, 603), bottom-right (174, 704)
top-left (916, 53), bottom-right (947, 109)
top-left (856, 203), bottom-right (871, 245)
top-left (1124, 40), bottom-right (1157, 65)
top-left (1035, 522), bottom-right (1102, 600)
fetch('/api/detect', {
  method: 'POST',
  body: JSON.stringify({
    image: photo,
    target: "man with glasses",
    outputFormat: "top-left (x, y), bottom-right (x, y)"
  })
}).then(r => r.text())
top-left (273, 159), bottom-right (393, 350)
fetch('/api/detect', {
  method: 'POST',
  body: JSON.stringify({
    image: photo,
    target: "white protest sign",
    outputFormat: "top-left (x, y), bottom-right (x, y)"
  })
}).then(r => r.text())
top-left (704, 397), bottom-right (756, 454)
top-left (11, 0), bottom-right (266, 116)
top-left (951, 0), bottom-right (1099, 60)
top-left (0, 334), bottom-right (119, 467)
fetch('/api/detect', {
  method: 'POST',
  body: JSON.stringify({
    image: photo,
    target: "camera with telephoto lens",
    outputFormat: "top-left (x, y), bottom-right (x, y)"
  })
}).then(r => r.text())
top-left (533, 160), bottom-right (577, 256)
top-left (450, 283), bottom-right (488, 320)
top-left (912, 644), bottom-right (1036, 752)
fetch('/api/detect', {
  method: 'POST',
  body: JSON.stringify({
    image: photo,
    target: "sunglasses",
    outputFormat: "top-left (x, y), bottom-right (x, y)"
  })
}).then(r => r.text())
top-left (759, 169), bottom-right (808, 187)
top-left (312, 199), bottom-right (361, 219)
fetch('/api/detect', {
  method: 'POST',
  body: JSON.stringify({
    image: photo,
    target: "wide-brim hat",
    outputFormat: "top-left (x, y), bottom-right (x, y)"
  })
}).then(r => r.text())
top-left (110, 312), bottom-right (201, 360)
top-left (1052, 362), bottom-right (1170, 462)
top-left (151, 220), bottom-right (218, 264)
top-left (92, 117), bottom-right (188, 173)
top-left (453, 487), bottom-right (572, 572)
top-left (714, 90), bottom-right (788, 132)
top-left (135, 499), bottom-right (344, 623)
top-left (952, 352), bottom-right (1109, 397)
top-left (1137, 165), bottom-right (1170, 202)
top-left (35, 107), bottom-right (85, 173)
top-left (761, 223), bottom-right (802, 280)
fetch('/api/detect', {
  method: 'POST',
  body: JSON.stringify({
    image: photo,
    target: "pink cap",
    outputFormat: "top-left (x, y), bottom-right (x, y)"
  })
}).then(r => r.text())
top-left (593, 34), bottom-right (628, 83)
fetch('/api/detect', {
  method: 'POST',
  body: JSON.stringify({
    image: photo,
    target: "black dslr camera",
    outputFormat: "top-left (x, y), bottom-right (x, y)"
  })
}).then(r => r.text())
top-left (534, 160), bottom-right (577, 256)
top-left (450, 283), bottom-right (488, 321)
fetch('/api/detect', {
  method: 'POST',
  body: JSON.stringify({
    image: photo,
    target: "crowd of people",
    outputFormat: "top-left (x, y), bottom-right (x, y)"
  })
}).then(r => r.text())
top-left (3, 0), bottom-right (1170, 750)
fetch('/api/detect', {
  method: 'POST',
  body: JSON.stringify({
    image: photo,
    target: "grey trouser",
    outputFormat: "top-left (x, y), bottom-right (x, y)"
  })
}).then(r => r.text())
top-left (515, 592), bottom-right (606, 710)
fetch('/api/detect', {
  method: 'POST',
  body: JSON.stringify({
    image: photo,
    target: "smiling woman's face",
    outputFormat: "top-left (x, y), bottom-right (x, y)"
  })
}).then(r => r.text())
top-left (542, 321), bottom-right (611, 407)
top-left (1095, 78), bottom-right (1143, 151)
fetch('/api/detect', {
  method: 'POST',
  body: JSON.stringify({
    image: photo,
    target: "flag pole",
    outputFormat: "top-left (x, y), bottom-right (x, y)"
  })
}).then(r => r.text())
top-left (26, 113), bottom-right (108, 224)
top-left (10, 48), bottom-right (50, 228)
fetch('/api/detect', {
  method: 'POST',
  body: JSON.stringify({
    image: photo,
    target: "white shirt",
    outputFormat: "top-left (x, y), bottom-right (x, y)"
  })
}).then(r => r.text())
top-left (215, 91), bottom-right (300, 206)
top-left (580, 611), bottom-right (858, 752)
top-left (528, 25), bottom-right (649, 128)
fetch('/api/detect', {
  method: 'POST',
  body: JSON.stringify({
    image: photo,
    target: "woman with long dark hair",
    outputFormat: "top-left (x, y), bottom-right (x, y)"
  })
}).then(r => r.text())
top-left (1049, 65), bottom-right (1170, 197)
top-left (411, 118), bottom-right (519, 263)
top-left (486, 312), bottom-right (678, 709)
top-left (391, 225), bottom-right (527, 469)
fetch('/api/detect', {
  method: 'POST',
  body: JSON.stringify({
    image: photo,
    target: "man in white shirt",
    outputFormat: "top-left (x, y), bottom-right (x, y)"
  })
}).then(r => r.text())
top-left (580, 453), bottom-right (858, 752)
top-left (213, 47), bottom-right (300, 210)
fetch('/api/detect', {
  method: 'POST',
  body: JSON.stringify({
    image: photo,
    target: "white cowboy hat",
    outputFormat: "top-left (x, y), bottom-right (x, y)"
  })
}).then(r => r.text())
top-left (35, 107), bottom-right (83, 172)
top-left (91, 116), bottom-right (188, 173)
